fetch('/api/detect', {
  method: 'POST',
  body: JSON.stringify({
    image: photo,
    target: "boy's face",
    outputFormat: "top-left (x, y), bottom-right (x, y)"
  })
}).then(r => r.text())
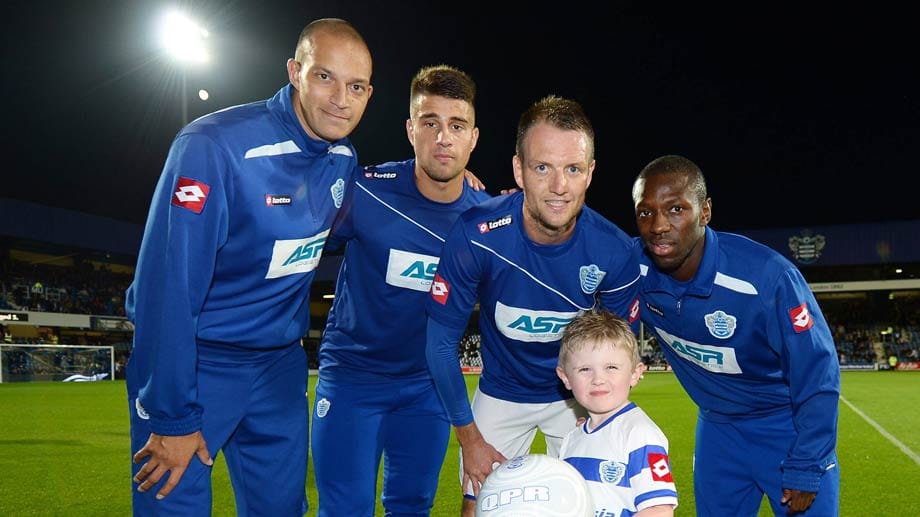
top-left (556, 343), bottom-right (642, 426)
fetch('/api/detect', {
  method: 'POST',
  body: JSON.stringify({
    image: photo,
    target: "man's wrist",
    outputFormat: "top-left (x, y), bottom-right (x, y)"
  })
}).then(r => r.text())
top-left (454, 422), bottom-right (482, 446)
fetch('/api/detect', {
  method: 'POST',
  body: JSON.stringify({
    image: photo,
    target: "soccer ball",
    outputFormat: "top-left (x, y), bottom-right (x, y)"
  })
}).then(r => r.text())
top-left (475, 454), bottom-right (593, 517)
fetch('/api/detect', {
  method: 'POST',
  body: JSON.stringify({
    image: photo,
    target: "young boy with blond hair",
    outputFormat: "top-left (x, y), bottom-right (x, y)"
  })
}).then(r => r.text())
top-left (556, 309), bottom-right (678, 517)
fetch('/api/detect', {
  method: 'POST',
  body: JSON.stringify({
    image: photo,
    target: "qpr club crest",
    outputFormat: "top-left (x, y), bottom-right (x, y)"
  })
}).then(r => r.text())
top-left (705, 310), bottom-right (737, 339)
top-left (788, 229), bottom-right (826, 264)
top-left (330, 178), bottom-right (345, 209)
top-left (598, 460), bottom-right (626, 484)
top-left (579, 264), bottom-right (606, 294)
top-left (315, 397), bottom-right (331, 418)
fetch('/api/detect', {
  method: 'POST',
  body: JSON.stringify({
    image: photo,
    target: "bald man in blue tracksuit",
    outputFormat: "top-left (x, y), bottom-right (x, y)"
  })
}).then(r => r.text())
top-left (125, 18), bottom-right (374, 516)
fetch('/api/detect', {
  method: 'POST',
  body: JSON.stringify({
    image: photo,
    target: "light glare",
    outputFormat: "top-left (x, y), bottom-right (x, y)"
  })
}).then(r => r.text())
top-left (159, 11), bottom-right (209, 63)
top-left (198, 89), bottom-right (209, 101)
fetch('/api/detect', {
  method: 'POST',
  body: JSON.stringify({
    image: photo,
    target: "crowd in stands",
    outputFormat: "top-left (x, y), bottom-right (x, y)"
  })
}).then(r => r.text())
top-left (4, 249), bottom-right (920, 374)
top-left (822, 294), bottom-right (920, 364)
top-left (0, 255), bottom-right (133, 317)
top-left (459, 332), bottom-right (483, 368)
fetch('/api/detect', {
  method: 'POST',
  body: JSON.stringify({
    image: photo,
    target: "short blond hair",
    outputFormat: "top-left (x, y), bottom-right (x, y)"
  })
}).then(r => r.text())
top-left (558, 309), bottom-right (639, 369)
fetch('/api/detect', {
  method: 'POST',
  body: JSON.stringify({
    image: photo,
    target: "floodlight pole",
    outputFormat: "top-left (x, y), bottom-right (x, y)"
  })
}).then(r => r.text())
top-left (182, 69), bottom-right (188, 127)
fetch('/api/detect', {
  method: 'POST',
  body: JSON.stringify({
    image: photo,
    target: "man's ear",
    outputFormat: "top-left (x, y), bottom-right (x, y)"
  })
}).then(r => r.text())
top-left (512, 155), bottom-right (524, 190)
top-left (700, 198), bottom-right (712, 226)
top-left (406, 119), bottom-right (415, 147)
top-left (286, 59), bottom-right (300, 88)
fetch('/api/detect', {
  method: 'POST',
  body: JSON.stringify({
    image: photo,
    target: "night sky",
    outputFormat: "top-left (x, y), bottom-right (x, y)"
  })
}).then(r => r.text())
top-left (4, 1), bottom-right (918, 236)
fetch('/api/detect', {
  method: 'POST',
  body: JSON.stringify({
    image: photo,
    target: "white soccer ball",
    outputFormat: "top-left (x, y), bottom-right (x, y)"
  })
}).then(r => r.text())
top-left (475, 454), bottom-right (593, 517)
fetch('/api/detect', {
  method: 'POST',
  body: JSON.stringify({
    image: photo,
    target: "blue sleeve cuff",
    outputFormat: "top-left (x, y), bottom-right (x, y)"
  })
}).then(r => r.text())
top-left (781, 466), bottom-right (823, 493)
top-left (150, 412), bottom-right (202, 436)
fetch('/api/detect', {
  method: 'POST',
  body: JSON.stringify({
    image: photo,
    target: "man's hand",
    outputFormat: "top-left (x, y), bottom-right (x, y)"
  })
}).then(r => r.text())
top-left (462, 167), bottom-right (520, 194)
top-left (463, 169), bottom-right (487, 191)
top-left (781, 488), bottom-right (817, 514)
top-left (133, 431), bottom-right (212, 499)
top-left (455, 423), bottom-right (506, 496)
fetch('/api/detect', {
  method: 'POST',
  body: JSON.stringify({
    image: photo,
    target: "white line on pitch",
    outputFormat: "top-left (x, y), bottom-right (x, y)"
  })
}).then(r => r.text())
top-left (840, 395), bottom-right (920, 466)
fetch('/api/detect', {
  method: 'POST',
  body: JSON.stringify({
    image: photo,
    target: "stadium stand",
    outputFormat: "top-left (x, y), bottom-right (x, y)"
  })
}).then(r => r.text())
top-left (2, 196), bottom-right (920, 378)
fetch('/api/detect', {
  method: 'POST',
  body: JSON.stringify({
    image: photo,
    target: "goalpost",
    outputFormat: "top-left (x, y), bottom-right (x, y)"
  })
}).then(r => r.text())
top-left (0, 343), bottom-right (115, 383)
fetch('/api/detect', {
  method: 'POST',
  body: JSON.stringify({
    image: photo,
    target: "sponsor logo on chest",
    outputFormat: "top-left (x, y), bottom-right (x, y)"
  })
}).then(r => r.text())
top-left (494, 301), bottom-right (579, 343)
top-left (265, 230), bottom-right (329, 279)
top-left (386, 249), bottom-right (440, 292)
top-left (654, 326), bottom-right (743, 374)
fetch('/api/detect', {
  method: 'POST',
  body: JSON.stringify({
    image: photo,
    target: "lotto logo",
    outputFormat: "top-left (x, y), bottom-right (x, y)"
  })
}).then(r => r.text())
top-left (478, 215), bottom-right (513, 234)
top-left (172, 177), bottom-right (210, 214)
top-left (629, 298), bottom-right (640, 323)
top-left (648, 452), bottom-right (673, 482)
top-left (789, 303), bottom-right (814, 333)
top-left (265, 195), bottom-right (292, 206)
top-left (430, 273), bottom-right (450, 305)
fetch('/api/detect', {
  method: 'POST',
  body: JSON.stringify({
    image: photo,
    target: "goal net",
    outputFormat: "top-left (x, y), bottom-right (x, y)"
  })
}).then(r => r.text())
top-left (0, 343), bottom-right (115, 383)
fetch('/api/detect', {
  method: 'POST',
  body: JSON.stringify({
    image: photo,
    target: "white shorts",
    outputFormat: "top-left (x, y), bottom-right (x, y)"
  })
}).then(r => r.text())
top-left (461, 387), bottom-right (586, 495)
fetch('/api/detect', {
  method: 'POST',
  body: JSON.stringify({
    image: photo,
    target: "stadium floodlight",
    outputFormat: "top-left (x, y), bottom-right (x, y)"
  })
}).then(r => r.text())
top-left (158, 10), bottom-right (209, 63)
top-left (158, 10), bottom-right (209, 125)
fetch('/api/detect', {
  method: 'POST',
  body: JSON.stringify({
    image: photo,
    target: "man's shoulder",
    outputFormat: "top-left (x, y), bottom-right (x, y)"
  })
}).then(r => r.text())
top-left (715, 230), bottom-right (796, 276)
top-left (578, 206), bottom-right (633, 242)
top-left (360, 159), bottom-right (412, 179)
top-left (184, 98), bottom-right (272, 138)
top-left (353, 159), bottom-right (413, 193)
top-left (455, 193), bottom-right (518, 234)
top-left (460, 192), bottom-right (517, 219)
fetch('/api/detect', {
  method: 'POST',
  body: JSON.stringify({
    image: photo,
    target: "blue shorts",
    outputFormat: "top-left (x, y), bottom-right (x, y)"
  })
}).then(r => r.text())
top-left (694, 410), bottom-right (839, 516)
top-left (311, 375), bottom-right (450, 516)
top-left (128, 343), bottom-right (309, 516)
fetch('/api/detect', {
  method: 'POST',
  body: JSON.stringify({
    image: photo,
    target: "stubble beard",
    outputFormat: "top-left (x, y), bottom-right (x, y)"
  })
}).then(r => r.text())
top-left (526, 203), bottom-right (582, 242)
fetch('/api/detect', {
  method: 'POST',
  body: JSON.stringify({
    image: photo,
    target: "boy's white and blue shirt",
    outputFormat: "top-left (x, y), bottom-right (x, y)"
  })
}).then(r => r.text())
top-left (560, 402), bottom-right (678, 516)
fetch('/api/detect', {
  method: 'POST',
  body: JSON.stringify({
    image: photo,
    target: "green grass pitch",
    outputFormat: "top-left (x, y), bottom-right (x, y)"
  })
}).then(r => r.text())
top-left (1, 371), bottom-right (918, 515)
